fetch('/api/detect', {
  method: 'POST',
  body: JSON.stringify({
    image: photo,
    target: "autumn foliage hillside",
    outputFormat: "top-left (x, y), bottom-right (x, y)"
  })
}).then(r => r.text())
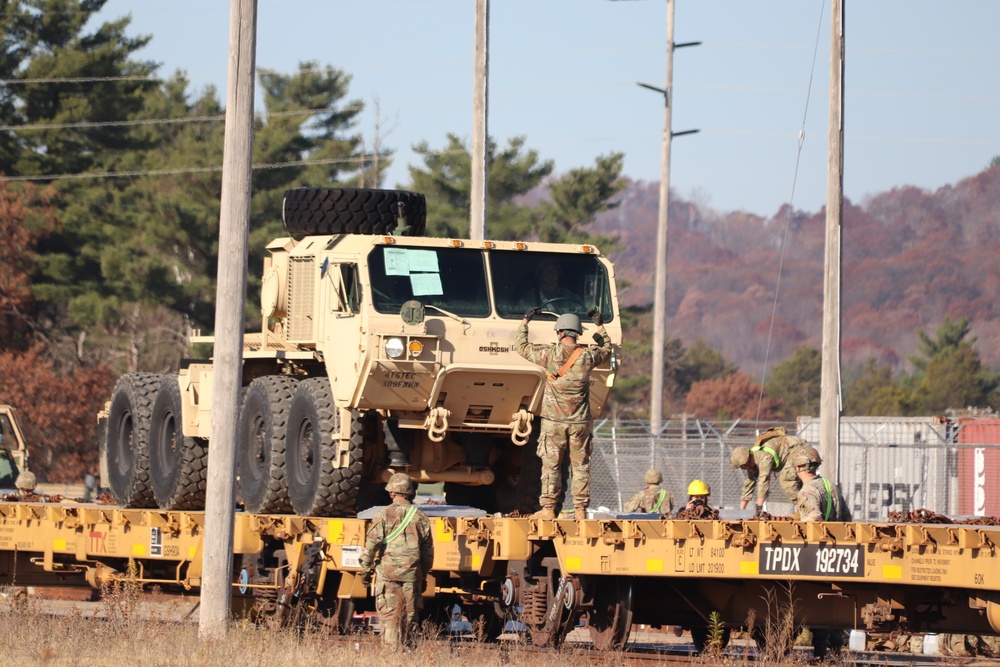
top-left (597, 165), bottom-right (1000, 378)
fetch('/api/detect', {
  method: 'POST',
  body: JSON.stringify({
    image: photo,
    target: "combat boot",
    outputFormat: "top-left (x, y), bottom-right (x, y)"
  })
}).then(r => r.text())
top-left (574, 508), bottom-right (587, 520)
top-left (532, 506), bottom-right (556, 519)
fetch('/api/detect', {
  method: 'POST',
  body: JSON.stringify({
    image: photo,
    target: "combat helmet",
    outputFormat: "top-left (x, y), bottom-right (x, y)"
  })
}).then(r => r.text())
top-left (385, 472), bottom-right (414, 496)
top-left (644, 469), bottom-right (662, 485)
top-left (687, 479), bottom-right (710, 496)
top-left (730, 446), bottom-right (751, 468)
top-left (553, 313), bottom-right (583, 337)
top-left (790, 446), bottom-right (822, 471)
top-left (16, 471), bottom-right (36, 491)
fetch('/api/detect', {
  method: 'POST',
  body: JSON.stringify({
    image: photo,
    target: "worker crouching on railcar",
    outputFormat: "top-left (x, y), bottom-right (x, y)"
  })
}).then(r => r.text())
top-left (791, 447), bottom-right (849, 521)
top-left (730, 426), bottom-right (807, 515)
top-left (675, 479), bottom-right (718, 519)
top-left (623, 468), bottom-right (674, 515)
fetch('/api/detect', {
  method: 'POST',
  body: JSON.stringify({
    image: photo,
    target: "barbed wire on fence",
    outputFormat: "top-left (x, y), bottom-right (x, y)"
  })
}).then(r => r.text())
top-left (587, 417), bottom-right (997, 520)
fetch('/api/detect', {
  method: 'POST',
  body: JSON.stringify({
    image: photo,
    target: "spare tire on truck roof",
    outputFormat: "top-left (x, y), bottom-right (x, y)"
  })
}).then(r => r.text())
top-left (282, 187), bottom-right (426, 238)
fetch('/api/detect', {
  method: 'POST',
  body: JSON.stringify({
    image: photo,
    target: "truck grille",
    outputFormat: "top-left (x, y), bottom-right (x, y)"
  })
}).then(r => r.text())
top-left (287, 257), bottom-right (316, 342)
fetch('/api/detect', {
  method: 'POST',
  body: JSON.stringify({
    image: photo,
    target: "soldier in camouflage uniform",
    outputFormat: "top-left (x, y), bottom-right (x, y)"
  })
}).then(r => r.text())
top-left (514, 307), bottom-right (613, 520)
top-left (359, 473), bottom-right (434, 649)
top-left (623, 469), bottom-right (674, 514)
top-left (791, 447), bottom-right (844, 521)
top-left (730, 426), bottom-right (807, 513)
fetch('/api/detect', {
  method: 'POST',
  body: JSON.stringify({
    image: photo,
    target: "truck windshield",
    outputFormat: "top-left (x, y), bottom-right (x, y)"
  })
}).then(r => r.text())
top-left (490, 250), bottom-right (614, 322)
top-left (368, 246), bottom-right (491, 317)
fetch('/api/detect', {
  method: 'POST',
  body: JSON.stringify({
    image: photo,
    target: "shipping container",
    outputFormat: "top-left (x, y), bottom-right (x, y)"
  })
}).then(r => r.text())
top-left (796, 416), bottom-right (955, 520)
top-left (957, 418), bottom-right (1000, 517)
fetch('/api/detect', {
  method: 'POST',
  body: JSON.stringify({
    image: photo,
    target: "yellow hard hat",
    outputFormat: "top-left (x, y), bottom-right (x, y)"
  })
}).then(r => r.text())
top-left (687, 479), bottom-right (710, 496)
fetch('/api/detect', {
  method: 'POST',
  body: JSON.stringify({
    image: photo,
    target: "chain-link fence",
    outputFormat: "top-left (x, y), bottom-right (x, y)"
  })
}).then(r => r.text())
top-left (589, 416), bottom-right (1000, 520)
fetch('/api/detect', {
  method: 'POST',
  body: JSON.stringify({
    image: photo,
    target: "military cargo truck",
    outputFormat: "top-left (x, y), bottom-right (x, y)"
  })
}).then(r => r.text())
top-left (100, 187), bottom-right (621, 517)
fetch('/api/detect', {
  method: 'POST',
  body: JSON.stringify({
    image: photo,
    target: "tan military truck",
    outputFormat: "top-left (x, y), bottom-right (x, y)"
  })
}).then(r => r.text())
top-left (100, 188), bottom-right (621, 517)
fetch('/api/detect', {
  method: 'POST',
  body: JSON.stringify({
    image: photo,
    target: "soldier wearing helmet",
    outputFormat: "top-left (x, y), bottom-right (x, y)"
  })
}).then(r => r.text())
top-left (359, 472), bottom-right (434, 648)
top-left (730, 426), bottom-right (808, 514)
top-left (623, 468), bottom-right (674, 514)
top-left (791, 447), bottom-right (845, 522)
top-left (514, 302), bottom-right (614, 520)
top-left (15, 471), bottom-right (36, 494)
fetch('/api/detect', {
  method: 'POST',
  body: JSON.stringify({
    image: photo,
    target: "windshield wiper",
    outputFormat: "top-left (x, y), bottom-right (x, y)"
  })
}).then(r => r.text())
top-left (424, 303), bottom-right (470, 325)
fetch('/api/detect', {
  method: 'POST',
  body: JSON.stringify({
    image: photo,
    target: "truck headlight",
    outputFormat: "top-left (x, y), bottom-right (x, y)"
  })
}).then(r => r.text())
top-left (385, 337), bottom-right (405, 359)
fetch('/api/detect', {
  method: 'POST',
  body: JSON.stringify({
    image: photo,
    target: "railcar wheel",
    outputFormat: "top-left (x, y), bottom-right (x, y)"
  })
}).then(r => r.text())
top-left (586, 578), bottom-right (634, 650)
top-left (106, 373), bottom-right (162, 508)
top-left (286, 378), bottom-right (362, 516)
top-left (238, 376), bottom-right (297, 514)
top-left (522, 569), bottom-right (580, 648)
top-left (149, 376), bottom-right (207, 510)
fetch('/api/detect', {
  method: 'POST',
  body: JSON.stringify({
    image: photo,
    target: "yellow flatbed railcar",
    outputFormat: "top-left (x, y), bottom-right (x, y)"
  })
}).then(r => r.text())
top-left (1, 501), bottom-right (998, 651)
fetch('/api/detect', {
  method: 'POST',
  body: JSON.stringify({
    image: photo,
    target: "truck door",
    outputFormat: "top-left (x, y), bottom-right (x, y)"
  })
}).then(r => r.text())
top-left (321, 260), bottom-right (363, 406)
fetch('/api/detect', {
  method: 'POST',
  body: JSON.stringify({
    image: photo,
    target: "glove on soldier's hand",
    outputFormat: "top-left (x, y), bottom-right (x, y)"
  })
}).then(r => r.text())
top-left (593, 332), bottom-right (605, 346)
top-left (523, 307), bottom-right (542, 322)
top-left (587, 308), bottom-right (604, 326)
top-left (361, 571), bottom-right (373, 587)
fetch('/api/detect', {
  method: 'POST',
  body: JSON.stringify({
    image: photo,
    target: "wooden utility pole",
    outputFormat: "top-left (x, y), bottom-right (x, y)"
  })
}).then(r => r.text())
top-left (470, 0), bottom-right (489, 240)
top-left (649, 0), bottom-right (675, 433)
top-left (200, 0), bottom-right (257, 639)
top-left (820, 0), bottom-right (844, 483)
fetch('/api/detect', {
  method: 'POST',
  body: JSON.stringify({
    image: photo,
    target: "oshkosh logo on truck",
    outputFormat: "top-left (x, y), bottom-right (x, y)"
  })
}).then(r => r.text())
top-left (480, 343), bottom-right (510, 354)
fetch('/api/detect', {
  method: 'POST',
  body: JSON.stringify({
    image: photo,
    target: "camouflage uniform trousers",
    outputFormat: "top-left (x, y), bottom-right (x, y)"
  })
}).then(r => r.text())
top-left (777, 462), bottom-right (804, 504)
top-left (375, 579), bottom-right (421, 648)
top-left (537, 418), bottom-right (592, 509)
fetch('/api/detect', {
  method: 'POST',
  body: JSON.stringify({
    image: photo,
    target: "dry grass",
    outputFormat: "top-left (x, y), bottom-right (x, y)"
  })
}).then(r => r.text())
top-left (0, 586), bottom-right (637, 667)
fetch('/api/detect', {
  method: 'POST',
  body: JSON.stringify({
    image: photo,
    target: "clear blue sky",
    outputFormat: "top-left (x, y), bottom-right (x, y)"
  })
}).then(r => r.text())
top-left (99, 0), bottom-right (1000, 217)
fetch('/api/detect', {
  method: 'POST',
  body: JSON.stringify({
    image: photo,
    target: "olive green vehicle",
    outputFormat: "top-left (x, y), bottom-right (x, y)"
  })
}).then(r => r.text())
top-left (100, 188), bottom-right (621, 517)
top-left (0, 405), bottom-right (28, 489)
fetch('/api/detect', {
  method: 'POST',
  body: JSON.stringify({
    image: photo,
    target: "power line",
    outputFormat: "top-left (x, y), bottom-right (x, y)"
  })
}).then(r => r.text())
top-left (0, 103), bottom-right (366, 133)
top-left (0, 150), bottom-right (426, 184)
top-left (0, 75), bottom-right (160, 85)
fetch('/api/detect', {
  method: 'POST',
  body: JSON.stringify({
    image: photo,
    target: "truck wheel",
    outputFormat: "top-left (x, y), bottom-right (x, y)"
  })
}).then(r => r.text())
top-left (149, 376), bottom-right (208, 510)
top-left (282, 188), bottom-right (427, 238)
top-left (286, 378), bottom-right (362, 516)
top-left (106, 373), bottom-right (162, 508)
top-left (238, 376), bottom-right (297, 514)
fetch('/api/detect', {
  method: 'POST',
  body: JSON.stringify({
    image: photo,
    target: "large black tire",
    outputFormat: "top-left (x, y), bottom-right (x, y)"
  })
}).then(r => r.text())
top-left (238, 376), bottom-right (298, 514)
top-left (282, 188), bottom-right (426, 238)
top-left (149, 376), bottom-right (208, 510)
top-left (286, 378), bottom-right (362, 516)
top-left (106, 373), bottom-right (163, 508)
